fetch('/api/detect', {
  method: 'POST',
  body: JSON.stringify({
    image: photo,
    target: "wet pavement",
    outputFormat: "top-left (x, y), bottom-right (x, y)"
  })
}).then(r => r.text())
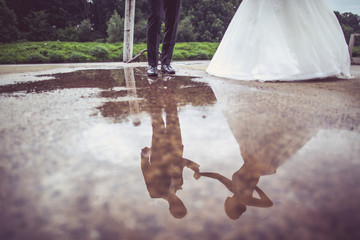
top-left (0, 61), bottom-right (360, 240)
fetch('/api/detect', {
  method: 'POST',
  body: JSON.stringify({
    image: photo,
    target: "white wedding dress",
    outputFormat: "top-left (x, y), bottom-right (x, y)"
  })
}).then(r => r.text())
top-left (206, 0), bottom-right (351, 81)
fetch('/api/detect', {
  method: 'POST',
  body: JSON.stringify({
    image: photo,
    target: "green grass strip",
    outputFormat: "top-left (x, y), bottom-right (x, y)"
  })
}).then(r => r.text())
top-left (0, 41), bottom-right (219, 64)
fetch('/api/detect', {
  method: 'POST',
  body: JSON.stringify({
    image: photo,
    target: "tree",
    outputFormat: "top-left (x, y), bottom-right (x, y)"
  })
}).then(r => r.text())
top-left (177, 16), bottom-right (197, 42)
top-left (77, 19), bottom-right (94, 42)
top-left (56, 25), bottom-right (79, 42)
top-left (134, 19), bottom-right (147, 43)
top-left (92, 0), bottom-right (126, 36)
top-left (23, 10), bottom-right (55, 41)
top-left (335, 11), bottom-right (360, 43)
top-left (107, 10), bottom-right (124, 42)
top-left (0, 0), bottom-right (19, 42)
top-left (5, 0), bottom-right (87, 31)
top-left (185, 0), bottom-right (238, 42)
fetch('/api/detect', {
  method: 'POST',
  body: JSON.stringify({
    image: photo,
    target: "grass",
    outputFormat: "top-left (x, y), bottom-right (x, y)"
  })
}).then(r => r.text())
top-left (1, 41), bottom-right (357, 64)
top-left (0, 41), bottom-right (219, 64)
top-left (352, 46), bottom-right (360, 57)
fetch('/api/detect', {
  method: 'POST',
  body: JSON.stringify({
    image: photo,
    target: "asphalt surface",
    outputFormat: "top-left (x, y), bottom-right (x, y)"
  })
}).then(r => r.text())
top-left (0, 61), bottom-right (359, 240)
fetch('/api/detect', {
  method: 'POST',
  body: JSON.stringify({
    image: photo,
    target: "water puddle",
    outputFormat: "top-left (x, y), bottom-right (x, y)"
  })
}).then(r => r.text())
top-left (1, 67), bottom-right (360, 240)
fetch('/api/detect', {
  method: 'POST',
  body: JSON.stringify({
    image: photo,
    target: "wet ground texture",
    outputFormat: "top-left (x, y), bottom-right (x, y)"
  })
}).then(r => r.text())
top-left (0, 62), bottom-right (360, 240)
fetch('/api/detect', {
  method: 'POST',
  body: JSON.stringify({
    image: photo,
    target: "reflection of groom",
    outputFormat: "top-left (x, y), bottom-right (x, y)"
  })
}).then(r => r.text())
top-left (146, 0), bottom-right (182, 76)
top-left (141, 80), bottom-right (199, 218)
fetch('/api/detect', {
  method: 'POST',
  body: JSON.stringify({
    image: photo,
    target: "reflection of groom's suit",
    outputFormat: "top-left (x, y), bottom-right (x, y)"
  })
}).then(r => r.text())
top-left (141, 89), bottom-right (184, 197)
top-left (141, 81), bottom-right (199, 218)
top-left (147, 0), bottom-right (182, 66)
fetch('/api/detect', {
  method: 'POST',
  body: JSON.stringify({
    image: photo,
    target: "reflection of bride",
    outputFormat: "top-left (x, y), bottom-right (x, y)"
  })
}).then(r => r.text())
top-left (199, 82), bottom-right (316, 219)
top-left (199, 164), bottom-right (273, 220)
top-left (206, 0), bottom-right (350, 81)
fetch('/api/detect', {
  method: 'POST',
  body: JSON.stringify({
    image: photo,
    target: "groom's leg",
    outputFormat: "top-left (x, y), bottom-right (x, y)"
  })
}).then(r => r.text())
top-left (147, 0), bottom-right (164, 67)
top-left (161, 0), bottom-right (182, 66)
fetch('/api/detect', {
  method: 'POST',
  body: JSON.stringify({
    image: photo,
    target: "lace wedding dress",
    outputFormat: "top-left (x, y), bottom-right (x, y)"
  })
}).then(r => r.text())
top-left (206, 0), bottom-right (351, 81)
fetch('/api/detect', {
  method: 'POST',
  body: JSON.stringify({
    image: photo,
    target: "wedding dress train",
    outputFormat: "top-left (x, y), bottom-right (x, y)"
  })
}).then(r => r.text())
top-left (206, 0), bottom-right (351, 81)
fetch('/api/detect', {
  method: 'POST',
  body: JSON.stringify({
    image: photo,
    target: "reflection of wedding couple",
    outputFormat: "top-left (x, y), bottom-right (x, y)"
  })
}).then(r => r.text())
top-left (142, 138), bottom-right (273, 220)
top-left (146, 0), bottom-right (350, 80)
top-left (140, 80), bottom-right (274, 220)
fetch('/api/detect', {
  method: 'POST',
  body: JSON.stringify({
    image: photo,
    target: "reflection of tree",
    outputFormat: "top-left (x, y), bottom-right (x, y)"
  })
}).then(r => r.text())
top-left (0, 69), bottom-right (121, 94)
top-left (97, 67), bottom-right (217, 123)
top-left (110, 69), bottom-right (125, 86)
top-left (141, 79), bottom-right (200, 219)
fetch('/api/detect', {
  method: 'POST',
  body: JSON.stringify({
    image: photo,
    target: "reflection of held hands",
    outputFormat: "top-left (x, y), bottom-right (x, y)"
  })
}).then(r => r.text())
top-left (189, 163), bottom-right (200, 179)
top-left (193, 171), bottom-right (201, 180)
top-left (141, 147), bottom-right (150, 158)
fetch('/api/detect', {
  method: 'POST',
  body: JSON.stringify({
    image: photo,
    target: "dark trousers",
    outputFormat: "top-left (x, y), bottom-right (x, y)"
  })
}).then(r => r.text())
top-left (146, 0), bottom-right (182, 67)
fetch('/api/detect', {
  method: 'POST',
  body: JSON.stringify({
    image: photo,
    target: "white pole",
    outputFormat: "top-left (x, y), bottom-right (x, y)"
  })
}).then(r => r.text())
top-left (123, 0), bottom-right (136, 62)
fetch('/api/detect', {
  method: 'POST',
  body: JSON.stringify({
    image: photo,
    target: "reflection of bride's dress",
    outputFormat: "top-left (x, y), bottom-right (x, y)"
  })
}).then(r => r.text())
top-left (211, 82), bottom-right (314, 175)
top-left (206, 0), bottom-right (351, 81)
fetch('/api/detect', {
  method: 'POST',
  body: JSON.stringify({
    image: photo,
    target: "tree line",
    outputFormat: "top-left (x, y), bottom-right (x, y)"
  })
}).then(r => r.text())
top-left (1, 0), bottom-right (359, 44)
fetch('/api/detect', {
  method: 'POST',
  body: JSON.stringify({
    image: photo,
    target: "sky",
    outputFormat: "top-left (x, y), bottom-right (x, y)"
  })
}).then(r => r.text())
top-left (326, 0), bottom-right (360, 15)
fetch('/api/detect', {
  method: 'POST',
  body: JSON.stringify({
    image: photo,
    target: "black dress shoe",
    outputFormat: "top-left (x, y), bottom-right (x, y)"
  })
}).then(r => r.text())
top-left (161, 64), bottom-right (175, 74)
top-left (147, 66), bottom-right (158, 76)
